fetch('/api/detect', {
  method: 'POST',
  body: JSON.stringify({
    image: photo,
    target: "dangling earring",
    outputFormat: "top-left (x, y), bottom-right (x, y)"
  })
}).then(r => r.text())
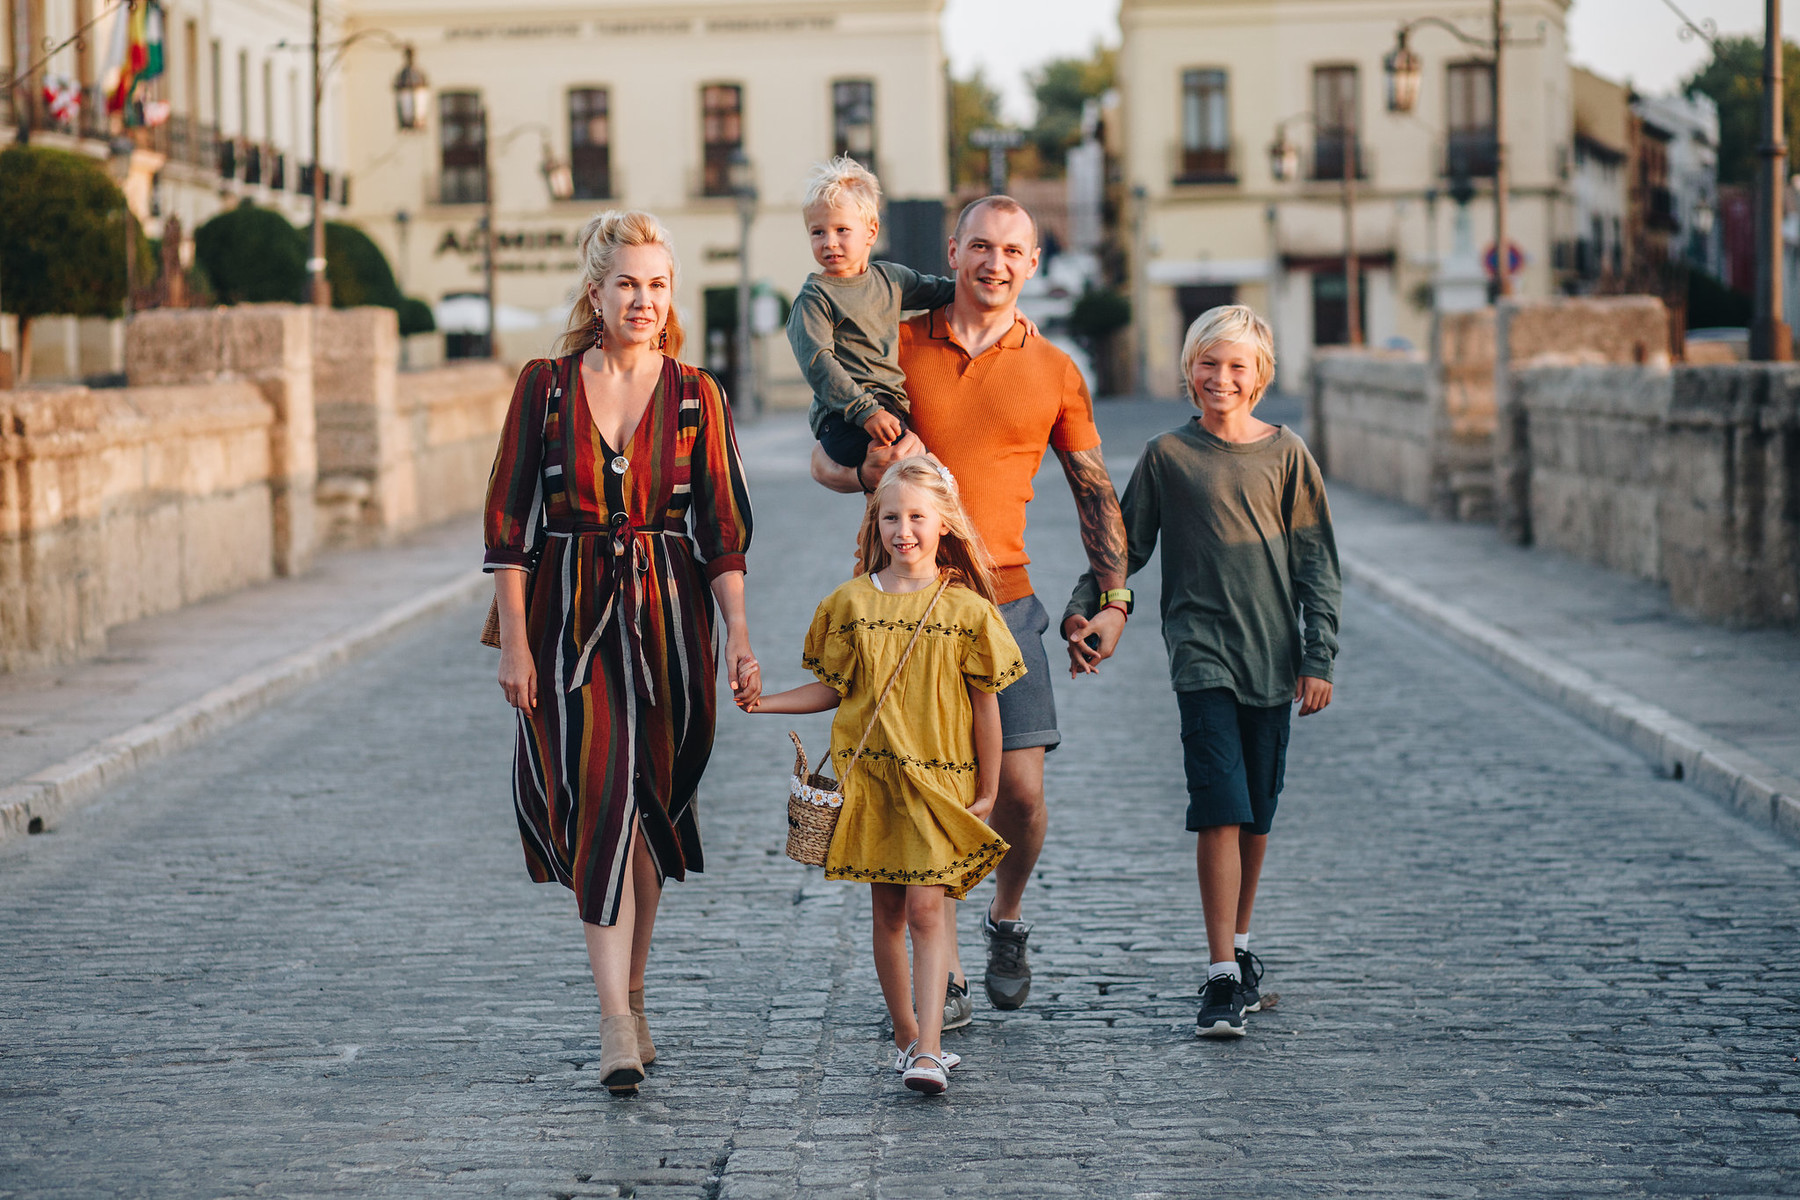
top-left (659, 327), bottom-right (668, 351)
top-left (592, 307), bottom-right (604, 349)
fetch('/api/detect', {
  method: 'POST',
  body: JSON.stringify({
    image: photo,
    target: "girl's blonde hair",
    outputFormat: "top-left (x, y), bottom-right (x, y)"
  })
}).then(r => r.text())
top-left (802, 155), bottom-right (882, 226)
top-left (856, 457), bottom-right (998, 604)
top-left (553, 210), bottom-right (687, 359)
top-left (1180, 304), bottom-right (1275, 408)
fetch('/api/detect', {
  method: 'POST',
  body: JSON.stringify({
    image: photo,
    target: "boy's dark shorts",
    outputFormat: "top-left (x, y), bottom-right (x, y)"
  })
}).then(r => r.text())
top-left (817, 413), bottom-right (875, 468)
top-left (816, 396), bottom-right (910, 469)
top-left (1177, 687), bottom-right (1291, 834)
top-left (995, 594), bottom-right (1059, 752)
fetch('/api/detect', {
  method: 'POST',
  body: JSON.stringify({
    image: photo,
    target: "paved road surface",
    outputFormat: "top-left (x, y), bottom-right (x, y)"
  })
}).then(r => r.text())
top-left (2, 404), bottom-right (1796, 1198)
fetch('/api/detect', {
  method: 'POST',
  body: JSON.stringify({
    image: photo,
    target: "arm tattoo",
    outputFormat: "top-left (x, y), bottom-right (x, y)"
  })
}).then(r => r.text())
top-left (1057, 446), bottom-right (1127, 589)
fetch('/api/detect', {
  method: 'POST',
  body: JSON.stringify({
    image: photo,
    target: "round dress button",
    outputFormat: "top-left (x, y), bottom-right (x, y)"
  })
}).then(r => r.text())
top-left (610, 455), bottom-right (629, 475)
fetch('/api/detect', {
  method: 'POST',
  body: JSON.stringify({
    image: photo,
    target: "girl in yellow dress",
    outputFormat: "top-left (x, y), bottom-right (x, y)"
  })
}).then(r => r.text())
top-left (749, 457), bottom-right (1022, 1094)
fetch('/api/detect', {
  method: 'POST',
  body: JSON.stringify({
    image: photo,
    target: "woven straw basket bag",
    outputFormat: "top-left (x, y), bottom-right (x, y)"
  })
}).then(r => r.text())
top-left (784, 578), bottom-right (948, 867)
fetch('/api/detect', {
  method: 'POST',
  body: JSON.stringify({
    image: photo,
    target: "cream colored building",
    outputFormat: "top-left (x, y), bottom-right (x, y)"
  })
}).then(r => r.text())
top-left (1, 0), bottom-right (350, 235)
top-left (339, 0), bottom-right (949, 382)
top-left (1119, 0), bottom-right (1575, 393)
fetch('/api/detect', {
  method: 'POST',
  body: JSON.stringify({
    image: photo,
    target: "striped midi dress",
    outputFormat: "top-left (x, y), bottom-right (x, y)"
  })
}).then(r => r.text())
top-left (483, 354), bottom-right (753, 926)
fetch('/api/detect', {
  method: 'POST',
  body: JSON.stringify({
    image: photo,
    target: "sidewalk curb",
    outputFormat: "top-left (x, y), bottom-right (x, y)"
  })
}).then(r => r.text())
top-left (1343, 553), bottom-right (1800, 848)
top-left (0, 570), bottom-right (490, 848)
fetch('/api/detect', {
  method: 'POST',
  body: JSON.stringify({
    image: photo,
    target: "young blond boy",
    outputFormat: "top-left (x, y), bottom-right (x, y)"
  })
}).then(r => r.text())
top-left (786, 156), bottom-right (955, 475)
top-left (1063, 305), bottom-right (1341, 1038)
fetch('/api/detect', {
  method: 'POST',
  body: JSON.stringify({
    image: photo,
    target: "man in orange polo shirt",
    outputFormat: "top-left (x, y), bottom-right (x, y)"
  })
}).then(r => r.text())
top-left (812, 196), bottom-right (1129, 1018)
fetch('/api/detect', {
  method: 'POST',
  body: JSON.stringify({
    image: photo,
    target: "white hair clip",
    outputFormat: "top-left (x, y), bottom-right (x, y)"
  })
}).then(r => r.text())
top-left (936, 464), bottom-right (957, 491)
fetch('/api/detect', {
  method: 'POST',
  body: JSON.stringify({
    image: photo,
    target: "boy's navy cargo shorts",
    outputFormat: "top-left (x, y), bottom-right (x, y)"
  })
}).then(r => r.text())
top-left (1176, 687), bottom-right (1291, 835)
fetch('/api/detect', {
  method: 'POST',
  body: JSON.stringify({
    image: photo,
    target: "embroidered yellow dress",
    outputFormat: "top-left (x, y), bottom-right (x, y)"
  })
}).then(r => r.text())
top-left (804, 575), bottom-right (1024, 897)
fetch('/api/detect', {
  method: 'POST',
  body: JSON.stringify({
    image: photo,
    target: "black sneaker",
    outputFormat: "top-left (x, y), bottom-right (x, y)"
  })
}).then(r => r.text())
top-left (981, 910), bottom-right (1032, 1010)
top-left (1235, 949), bottom-right (1265, 1013)
top-left (1196, 973), bottom-right (1246, 1038)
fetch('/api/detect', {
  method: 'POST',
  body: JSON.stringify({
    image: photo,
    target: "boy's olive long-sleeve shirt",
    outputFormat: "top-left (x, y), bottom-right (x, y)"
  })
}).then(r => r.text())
top-left (1066, 419), bottom-right (1341, 707)
top-left (786, 261), bottom-right (956, 437)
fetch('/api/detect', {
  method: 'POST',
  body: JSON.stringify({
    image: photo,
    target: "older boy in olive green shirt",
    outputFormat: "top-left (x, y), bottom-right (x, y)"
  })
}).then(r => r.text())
top-left (1065, 305), bottom-right (1340, 1039)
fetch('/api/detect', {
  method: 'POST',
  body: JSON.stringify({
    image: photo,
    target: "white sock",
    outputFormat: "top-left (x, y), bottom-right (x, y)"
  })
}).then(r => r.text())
top-left (1233, 932), bottom-right (1250, 953)
top-left (1209, 959), bottom-right (1242, 983)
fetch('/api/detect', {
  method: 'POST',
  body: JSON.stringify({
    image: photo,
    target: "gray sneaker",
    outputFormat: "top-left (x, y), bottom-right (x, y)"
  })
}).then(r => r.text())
top-left (982, 910), bottom-right (1032, 1010)
top-left (942, 974), bottom-right (973, 1030)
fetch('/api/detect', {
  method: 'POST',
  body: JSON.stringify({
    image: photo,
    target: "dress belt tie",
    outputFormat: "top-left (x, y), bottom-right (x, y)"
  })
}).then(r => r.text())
top-left (549, 516), bottom-right (688, 699)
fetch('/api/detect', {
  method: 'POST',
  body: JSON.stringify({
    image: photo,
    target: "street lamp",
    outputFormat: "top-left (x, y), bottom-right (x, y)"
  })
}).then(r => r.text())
top-left (287, 20), bottom-right (432, 306)
top-left (1752, 0), bottom-right (1789, 360)
top-left (728, 146), bottom-right (758, 415)
top-left (1270, 110), bottom-right (1362, 347)
top-left (1383, 4), bottom-right (1540, 299)
top-left (482, 119), bottom-right (575, 359)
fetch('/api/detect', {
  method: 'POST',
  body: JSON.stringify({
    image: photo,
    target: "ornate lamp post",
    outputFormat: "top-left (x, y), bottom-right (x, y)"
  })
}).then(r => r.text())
top-left (288, 21), bottom-right (432, 306)
top-left (482, 119), bottom-right (575, 359)
top-left (1383, 3), bottom-right (1539, 299)
top-left (728, 146), bottom-right (758, 415)
top-left (1270, 109), bottom-right (1362, 347)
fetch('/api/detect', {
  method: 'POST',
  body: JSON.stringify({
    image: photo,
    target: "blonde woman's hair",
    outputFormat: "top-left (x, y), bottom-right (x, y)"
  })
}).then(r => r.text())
top-left (553, 210), bottom-right (687, 359)
top-left (856, 457), bottom-right (999, 604)
top-left (1180, 304), bottom-right (1276, 408)
top-left (802, 155), bottom-right (882, 227)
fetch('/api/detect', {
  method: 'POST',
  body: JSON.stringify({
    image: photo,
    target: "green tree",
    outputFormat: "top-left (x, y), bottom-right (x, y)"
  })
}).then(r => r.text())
top-left (1684, 35), bottom-right (1800, 184)
top-left (1026, 45), bottom-right (1116, 175)
top-left (949, 69), bottom-right (1006, 187)
top-left (0, 145), bottom-right (145, 377)
top-left (193, 200), bottom-right (308, 303)
top-left (326, 222), bottom-right (436, 333)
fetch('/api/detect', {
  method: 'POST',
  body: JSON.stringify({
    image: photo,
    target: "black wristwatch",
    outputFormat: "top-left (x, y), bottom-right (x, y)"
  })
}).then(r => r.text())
top-left (1099, 587), bottom-right (1134, 616)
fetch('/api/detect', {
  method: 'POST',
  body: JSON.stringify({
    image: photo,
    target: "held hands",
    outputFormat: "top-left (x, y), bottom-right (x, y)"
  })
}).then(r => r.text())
top-left (862, 408), bottom-right (906, 447)
top-left (725, 630), bottom-right (762, 711)
top-left (1061, 607), bottom-right (1126, 677)
top-left (1295, 675), bottom-right (1333, 717)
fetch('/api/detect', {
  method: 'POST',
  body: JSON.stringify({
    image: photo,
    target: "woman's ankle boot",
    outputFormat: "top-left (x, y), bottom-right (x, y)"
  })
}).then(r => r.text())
top-left (628, 987), bottom-right (656, 1065)
top-left (599, 1014), bottom-right (644, 1095)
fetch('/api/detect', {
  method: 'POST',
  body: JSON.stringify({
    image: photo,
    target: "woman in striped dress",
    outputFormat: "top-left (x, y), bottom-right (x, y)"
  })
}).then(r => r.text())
top-left (484, 211), bottom-right (759, 1096)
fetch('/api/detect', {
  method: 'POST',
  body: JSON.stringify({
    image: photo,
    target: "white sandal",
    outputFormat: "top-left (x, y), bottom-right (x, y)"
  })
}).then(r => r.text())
top-left (893, 1040), bottom-right (961, 1073)
top-left (902, 1051), bottom-right (949, 1094)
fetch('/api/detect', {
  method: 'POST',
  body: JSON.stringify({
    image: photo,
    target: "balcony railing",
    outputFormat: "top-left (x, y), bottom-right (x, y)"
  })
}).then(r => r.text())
top-left (1310, 133), bottom-right (1367, 181)
top-left (1445, 129), bottom-right (1498, 180)
top-left (1647, 185), bottom-right (1678, 232)
top-left (1170, 141), bottom-right (1237, 186)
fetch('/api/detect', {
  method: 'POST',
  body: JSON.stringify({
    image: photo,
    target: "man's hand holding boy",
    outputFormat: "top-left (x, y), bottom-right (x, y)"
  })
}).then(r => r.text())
top-left (1061, 605), bottom-right (1125, 677)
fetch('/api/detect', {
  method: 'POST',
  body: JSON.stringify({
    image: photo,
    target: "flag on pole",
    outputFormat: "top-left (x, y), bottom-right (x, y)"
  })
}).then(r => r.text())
top-left (106, 0), bottom-right (164, 114)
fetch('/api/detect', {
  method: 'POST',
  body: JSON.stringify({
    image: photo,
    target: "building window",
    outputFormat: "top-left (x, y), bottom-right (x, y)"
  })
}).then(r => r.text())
top-left (1178, 68), bottom-right (1232, 182)
top-left (1311, 64), bottom-right (1361, 180)
top-left (701, 83), bottom-right (742, 197)
top-left (833, 79), bottom-right (875, 173)
top-left (439, 91), bottom-right (487, 205)
top-left (1445, 61), bottom-right (1497, 178)
top-left (568, 88), bottom-right (611, 200)
top-left (1311, 270), bottom-right (1366, 346)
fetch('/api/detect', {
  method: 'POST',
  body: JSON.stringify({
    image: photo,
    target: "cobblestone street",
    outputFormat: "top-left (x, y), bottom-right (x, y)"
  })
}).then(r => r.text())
top-left (2, 405), bottom-right (1797, 1198)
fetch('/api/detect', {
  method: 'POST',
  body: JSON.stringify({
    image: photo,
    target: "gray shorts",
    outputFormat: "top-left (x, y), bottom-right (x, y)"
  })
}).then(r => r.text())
top-left (996, 593), bottom-right (1060, 752)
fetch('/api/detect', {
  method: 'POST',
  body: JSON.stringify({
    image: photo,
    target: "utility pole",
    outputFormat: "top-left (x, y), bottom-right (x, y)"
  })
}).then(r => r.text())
top-left (307, 0), bottom-right (328, 306)
top-left (1343, 86), bottom-right (1362, 346)
top-left (1492, 0), bottom-right (1511, 298)
top-left (1753, 0), bottom-right (1790, 360)
top-left (483, 112), bottom-right (497, 359)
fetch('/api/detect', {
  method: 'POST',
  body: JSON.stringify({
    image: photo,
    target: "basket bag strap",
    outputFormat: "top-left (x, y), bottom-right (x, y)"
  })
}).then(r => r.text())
top-left (833, 576), bottom-right (950, 790)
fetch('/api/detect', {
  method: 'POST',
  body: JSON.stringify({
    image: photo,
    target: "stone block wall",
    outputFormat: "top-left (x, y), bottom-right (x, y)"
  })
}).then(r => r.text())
top-left (127, 305), bottom-right (318, 575)
top-left (1307, 352), bottom-right (1436, 511)
top-left (1661, 367), bottom-right (1800, 626)
top-left (1513, 366), bottom-right (1671, 581)
top-left (1494, 296), bottom-right (1671, 544)
top-left (1497, 362), bottom-right (1798, 628)
top-left (0, 381), bottom-right (274, 671)
top-left (0, 303), bottom-right (514, 673)
top-left (405, 361), bottom-right (515, 529)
